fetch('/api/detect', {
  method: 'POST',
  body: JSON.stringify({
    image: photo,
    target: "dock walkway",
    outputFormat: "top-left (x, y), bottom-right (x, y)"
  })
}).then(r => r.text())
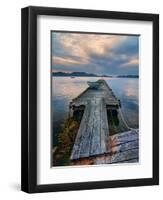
top-left (70, 79), bottom-right (121, 160)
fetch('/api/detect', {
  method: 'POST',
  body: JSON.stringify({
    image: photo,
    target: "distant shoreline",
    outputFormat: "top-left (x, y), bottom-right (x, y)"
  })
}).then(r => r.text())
top-left (52, 72), bottom-right (139, 78)
top-left (53, 76), bottom-right (139, 78)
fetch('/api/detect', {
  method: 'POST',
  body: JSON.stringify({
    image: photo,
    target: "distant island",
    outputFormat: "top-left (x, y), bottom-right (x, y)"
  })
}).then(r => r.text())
top-left (52, 71), bottom-right (138, 78)
top-left (116, 75), bottom-right (139, 78)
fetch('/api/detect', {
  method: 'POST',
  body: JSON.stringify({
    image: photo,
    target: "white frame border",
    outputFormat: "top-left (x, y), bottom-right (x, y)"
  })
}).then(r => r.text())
top-left (37, 15), bottom-right (153, 184)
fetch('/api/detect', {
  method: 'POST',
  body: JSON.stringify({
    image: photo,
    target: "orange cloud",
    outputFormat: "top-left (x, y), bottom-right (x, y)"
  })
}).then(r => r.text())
top-left (127, 58), bottom-right (139, 65)
top-left (56, 33), bottom-right (126, 64)
top-left (52, 56), bottom-right (82, 66)
top-left (121, 57), bottom-right (139, 67)
top-left (52, 69), bottom-right (72, 73)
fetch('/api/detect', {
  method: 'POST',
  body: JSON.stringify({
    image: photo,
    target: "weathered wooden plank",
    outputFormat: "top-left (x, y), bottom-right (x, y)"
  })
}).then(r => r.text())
top-left (70, 101), bottom-right (92, 160)
top-left (110, 148), bottom-right (139, 163)
top-left (72, 130), bottom-right (139, 165)
top-left (111, 139), bottom-right (139, 153)
top-left (94, 148), bottom-right (138, 164)
top-left (100, 99), bottom-right (110, 153)
top-left (71, 98), bottom-right (110, 160)
top-left (118, 158), bottom-right (139, 163)
top-left (91, 146), bottom-right (139, 165)
top-left (110, 130), bottom-right (138, 146)
top-left (79, 101), bottom-right (94, 158)
top-left (90, 99), bottom-right (102, 156)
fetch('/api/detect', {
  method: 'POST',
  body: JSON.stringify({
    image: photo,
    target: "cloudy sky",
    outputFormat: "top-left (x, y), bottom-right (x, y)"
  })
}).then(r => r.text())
top-left (51, 32), bottom-right (139, 75)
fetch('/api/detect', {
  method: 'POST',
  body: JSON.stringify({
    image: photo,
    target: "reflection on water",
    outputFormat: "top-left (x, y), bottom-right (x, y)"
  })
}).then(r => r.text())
top-left (52, 77), bottom-right (139, 146)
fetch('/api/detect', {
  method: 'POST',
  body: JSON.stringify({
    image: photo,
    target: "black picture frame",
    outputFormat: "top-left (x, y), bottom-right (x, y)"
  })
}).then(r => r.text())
top-left (21, 6), bottom-right (159, 193)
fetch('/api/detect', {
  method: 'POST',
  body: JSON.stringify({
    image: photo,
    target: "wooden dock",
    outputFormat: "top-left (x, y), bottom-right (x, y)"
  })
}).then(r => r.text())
top-left (72, 129), bottom-right (139, 165)
top-left (70, 79), bottom-right (121, 160)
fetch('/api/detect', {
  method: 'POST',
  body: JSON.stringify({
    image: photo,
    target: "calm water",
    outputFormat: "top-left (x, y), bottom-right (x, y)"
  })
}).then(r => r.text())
top-left (52, 77), bottom-right (139, 146)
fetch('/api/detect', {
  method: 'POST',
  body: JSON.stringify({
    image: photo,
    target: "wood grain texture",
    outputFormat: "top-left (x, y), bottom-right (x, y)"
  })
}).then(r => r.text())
top-left (70, 98), bottom-right (110, 160)
top-left (71, 80), bottom-right (120, 160)
top-left (70, 80), bottom-right (138, 163)
top-left (72, 130), bottom-right (139, 165)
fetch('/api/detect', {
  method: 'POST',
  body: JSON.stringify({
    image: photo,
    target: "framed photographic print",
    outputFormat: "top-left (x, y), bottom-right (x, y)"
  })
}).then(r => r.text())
top-left (21, 6), bottom-right (159, 193)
